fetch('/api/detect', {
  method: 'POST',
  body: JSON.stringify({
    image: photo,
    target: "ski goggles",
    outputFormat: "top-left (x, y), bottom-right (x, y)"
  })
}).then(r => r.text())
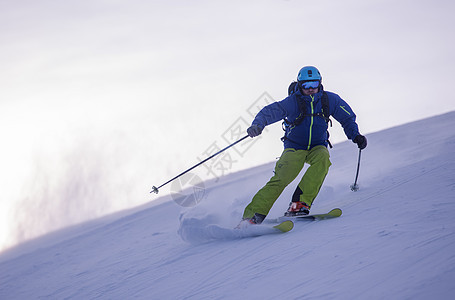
top-left (300, 80), bottom-right (320, 89)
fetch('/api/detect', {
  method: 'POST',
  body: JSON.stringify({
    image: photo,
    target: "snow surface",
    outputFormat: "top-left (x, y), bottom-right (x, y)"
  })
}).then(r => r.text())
top-left (1, 112), bottom-right (454, 299)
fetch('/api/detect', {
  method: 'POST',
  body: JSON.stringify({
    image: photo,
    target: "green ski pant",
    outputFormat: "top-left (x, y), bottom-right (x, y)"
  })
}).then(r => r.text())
top-left (243, 145), bottom-right (331, 219)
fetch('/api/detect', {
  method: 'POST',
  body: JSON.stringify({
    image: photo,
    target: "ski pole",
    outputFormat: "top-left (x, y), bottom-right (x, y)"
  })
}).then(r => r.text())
top-left (150, 134), bottom-right (250, 194)
top-left (350, 149), bottom-right (362, 192)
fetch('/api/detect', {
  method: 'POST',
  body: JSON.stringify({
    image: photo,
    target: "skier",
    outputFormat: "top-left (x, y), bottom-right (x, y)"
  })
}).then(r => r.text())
top-left (239, 66), bottom-right (367, 226)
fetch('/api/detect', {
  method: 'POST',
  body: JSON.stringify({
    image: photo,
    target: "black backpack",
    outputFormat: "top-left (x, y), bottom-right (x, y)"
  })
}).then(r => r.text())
top-left (282, 81), bottom-right (333, 148)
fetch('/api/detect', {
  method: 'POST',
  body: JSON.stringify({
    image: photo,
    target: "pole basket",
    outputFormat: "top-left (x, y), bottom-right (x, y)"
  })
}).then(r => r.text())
top-left (150, 186), bottom-right (159, 194)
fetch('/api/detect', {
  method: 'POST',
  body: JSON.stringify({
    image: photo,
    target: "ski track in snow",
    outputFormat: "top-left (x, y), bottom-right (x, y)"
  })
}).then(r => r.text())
top-left (0, 112), bottom-right (455, 299)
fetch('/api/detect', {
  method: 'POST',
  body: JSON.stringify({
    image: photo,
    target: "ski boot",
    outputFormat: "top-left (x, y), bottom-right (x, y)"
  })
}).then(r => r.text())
top-left (284, 201), bottom-right (310, 217)
top-left (235, 213), bottom-right (266, 229)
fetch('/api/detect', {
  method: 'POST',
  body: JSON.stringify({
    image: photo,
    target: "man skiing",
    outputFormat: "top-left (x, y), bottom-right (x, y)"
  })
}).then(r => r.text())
top-left (239, 66), bottom-right (367, 226)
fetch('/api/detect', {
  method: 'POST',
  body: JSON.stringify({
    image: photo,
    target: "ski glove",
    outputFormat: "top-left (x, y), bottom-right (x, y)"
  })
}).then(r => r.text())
top-left (247, 124), bottom-right (263, 137)
top-left (353, 135), bottom-right (367, 150)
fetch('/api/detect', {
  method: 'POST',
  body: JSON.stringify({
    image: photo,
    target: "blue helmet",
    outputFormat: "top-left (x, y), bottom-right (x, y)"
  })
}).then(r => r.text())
top-left (297, 66), bottom-right (322, 82)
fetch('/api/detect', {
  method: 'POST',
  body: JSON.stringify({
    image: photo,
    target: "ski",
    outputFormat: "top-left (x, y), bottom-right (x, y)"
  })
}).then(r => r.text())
top-left (179, 220), bottom-right (294, 243)
top-left (272, 208), bottom-right (342, 223)
top-left (272, 220), bottom-right (294, 232)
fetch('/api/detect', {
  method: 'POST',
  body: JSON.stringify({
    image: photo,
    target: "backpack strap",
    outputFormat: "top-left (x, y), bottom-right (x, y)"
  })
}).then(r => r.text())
top-left (321, 92), bottom-right (332, 148)
top-left (282, 85), bottom-right (333, 148)
top-left (285, 88), bottom-right (331, 127)
top-left (320, 92), bottom-right (333, 148)
top-left (321, 92), bottom-right (332, 126)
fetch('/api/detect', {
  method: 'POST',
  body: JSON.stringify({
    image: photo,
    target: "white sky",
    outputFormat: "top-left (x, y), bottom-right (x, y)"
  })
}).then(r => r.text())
top-left (1, 0), bottom-right (454, 251)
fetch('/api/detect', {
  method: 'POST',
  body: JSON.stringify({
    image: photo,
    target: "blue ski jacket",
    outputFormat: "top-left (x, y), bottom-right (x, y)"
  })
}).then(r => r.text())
top-left (252, 87), bottom-right (360, 150)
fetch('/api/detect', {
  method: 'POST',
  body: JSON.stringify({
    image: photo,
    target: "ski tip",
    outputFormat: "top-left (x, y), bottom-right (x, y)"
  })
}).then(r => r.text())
top-left (329, 208), bottom-right (342, 217)
top-left (273, 220), bottom-right (294, 232)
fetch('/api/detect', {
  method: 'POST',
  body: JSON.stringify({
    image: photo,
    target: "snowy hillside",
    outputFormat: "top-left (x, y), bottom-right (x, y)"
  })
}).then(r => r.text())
top-left (1, 112), bottom-right (454, 299)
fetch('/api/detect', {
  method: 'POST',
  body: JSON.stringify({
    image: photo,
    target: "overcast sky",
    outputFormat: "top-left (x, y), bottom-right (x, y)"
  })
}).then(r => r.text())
top-left (1, 0), bottom-right (454, 251)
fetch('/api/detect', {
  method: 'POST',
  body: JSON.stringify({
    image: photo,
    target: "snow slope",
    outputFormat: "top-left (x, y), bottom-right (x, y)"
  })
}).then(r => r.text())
top-left (1, 112), bottom-right (454, 299)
